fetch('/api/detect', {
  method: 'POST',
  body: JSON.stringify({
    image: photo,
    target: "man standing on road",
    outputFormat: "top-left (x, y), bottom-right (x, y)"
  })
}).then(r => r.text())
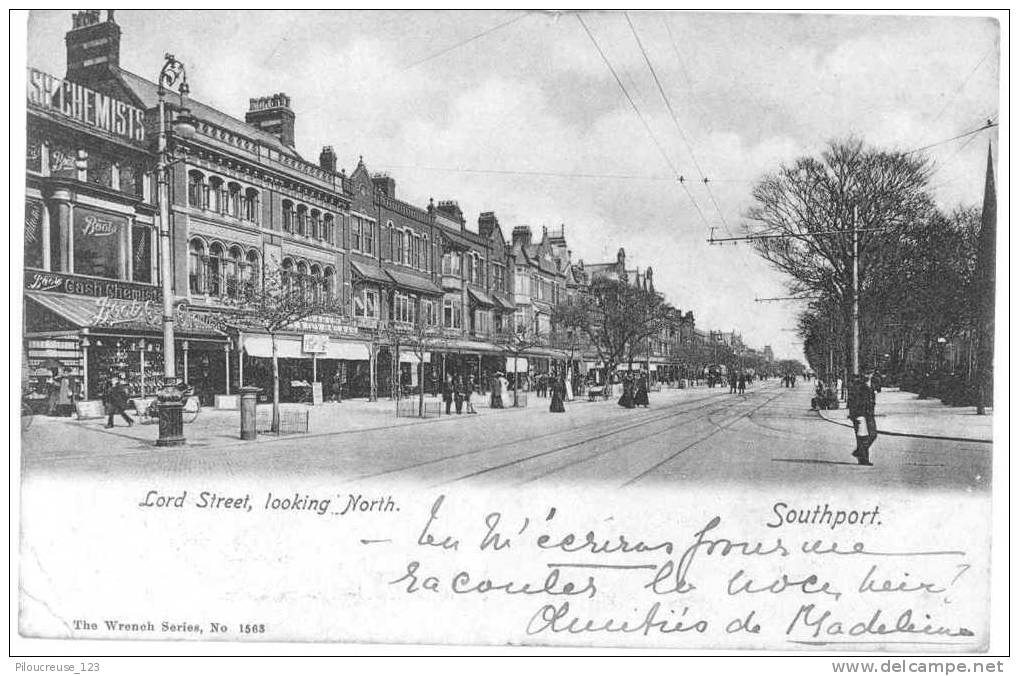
top-left (847, 374), bottom-right (877, 466)
top-left (103, 376), bottom-right (134, 429)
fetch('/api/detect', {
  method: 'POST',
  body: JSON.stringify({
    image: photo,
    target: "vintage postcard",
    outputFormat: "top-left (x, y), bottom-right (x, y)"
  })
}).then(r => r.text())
top-left (13, 9), bottom-right (1005, 657)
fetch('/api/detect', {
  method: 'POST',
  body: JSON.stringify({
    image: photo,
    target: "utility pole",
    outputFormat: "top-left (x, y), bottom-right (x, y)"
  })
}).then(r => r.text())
top-left (851, 205), bottom-right (860, 376)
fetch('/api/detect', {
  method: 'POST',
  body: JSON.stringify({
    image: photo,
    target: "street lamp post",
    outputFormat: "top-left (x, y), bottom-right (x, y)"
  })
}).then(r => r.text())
top-left (154, 53), bottom-right (196, 447)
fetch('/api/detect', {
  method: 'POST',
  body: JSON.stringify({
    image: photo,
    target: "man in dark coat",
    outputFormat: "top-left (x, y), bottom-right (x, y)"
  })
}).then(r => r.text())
top-left (441, 376), bottom-right (453, 415)
top-left (103, 376), bottom-right (134, 428)
top-left (847, 374), bottom-right (877, 466)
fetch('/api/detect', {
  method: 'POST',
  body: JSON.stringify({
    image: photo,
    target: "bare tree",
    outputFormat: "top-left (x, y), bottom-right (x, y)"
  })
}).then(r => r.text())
top-left (227, 268), bottom-right (343, 432)
top-left (552, 277), bottom-right (675, 395)
top-left (494, 324), bottom-right (543, 407)
top-left (384, 315), bottom-right (444, 417)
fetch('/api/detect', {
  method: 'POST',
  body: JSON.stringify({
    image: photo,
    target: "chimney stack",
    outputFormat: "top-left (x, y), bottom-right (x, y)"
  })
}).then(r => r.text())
top-left (372, 173), bottom-right (396, 199)
top-left (319, 146), bottom-right (337, 173)
top-left (478, 211), bottom-right (499, 238)
top-left (65, 10), bottom-right (121, 84)
top-left (245, 93), bottom-right (295, 148)
top-left (512, 226), bottom-right (533, 248)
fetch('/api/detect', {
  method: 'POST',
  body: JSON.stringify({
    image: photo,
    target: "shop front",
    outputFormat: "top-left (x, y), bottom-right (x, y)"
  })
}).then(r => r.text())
top-left (239, 331), bottom-right (370, 403)
top-left (24, 284), bottom-right (229, 404)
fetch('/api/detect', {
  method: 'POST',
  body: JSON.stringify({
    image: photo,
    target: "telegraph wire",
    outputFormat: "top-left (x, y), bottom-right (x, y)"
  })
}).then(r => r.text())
top-left (930, 45), bottom-right (997, 125)
top-left (401, 13), bottom-right (529, 71)
top-left (575, 12), bottom-right (712, 229)
top-left (904, 119), bottom-right (998, 154)
top-left (624, 13), bottom-right (733, 237)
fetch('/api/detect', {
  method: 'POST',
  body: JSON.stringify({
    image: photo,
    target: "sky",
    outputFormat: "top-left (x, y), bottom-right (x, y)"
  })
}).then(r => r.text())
top-left (24, 10), bottom-right (1001, 360)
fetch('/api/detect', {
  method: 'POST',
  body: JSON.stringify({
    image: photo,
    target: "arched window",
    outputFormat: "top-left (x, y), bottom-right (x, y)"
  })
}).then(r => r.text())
top-left (282, 200), bottom-right (295, 233)
top-left (244, 249), bottom-right (261, 292)
top-left (296, 260), bottom-right (310, 300)
top-left (282, 258), bottom-right (295, 294)
top-left (227, 182), bottom-right (242, 218)
top-left (226, 245), bottom-right (243, 297)
top-left (296, 205), bottom-right (309, 237)
top-left (244, 188), bottom-right (260, 223)
top-left (323, 266), bottom-right (335, 300)
top-left (310, 209), bottom-right (321, 239)
top-left (188, 170), bottom-right (206, 209)
top-left (188, 239), bottom-right (206, 294)
top-left (208, 242), bottom-right (225, 296)
top-left (208, 177), bottom-right (224, 214)
top-left (323, 214), bottom-right (334, 244)
top-left (310, 264), bottom-right (322, 302)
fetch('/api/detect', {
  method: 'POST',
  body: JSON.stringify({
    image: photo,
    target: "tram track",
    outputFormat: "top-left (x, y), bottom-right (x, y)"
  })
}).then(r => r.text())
top-left (442, 390), bottom-right (772, 486)
top-left (431, 393), bottom-right (730, 485)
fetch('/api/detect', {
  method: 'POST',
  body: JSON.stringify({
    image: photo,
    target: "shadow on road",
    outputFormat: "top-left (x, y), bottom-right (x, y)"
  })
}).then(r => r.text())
top-left (771, 457), bottom-right (862, 467)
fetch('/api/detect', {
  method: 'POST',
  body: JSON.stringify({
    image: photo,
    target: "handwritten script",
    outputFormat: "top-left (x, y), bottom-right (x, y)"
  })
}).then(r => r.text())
top-left (378, 495), bottom-right (980, 648)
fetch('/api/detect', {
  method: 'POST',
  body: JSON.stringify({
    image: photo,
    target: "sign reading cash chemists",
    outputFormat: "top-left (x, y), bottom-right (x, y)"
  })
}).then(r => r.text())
top-left (27, 67), bottom-right (146, 142)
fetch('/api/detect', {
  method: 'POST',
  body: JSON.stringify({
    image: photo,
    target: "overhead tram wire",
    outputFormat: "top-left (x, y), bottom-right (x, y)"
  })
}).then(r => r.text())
top-left (401, 12), bottom-right (530, 71)
top-left (575, 13), bottom-right (712, 230)
top-left (624, 13), bottom-right (735, 239)
top-left (929, 45), bottom-right (997, 126)
top-left (904, 120), bottom-right (998, 155)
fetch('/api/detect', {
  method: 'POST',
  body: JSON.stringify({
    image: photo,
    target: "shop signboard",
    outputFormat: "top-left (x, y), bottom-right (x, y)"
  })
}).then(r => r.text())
top-left (302, 334), bottom-right (328, 353)
top-left (88, 297), bottom-right (228, 335)
top-left (25, 270), bottom-right (160, 302)
top-left (26, 67), bottom-right (146, 143)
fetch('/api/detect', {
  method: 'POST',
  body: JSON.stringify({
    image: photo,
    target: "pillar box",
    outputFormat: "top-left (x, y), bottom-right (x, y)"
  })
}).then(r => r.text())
top-left (239, 386), bottom-right (262, 440)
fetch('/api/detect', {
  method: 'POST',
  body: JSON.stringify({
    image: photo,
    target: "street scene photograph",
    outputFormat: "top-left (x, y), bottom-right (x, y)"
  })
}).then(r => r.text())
top-left (12, 9), bottom-right (1006, 659)
top-left (19, 10), bottom-right (996, 490)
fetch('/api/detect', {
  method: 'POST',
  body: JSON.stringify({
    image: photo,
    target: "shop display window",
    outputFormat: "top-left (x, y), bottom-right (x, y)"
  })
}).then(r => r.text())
top-left (73, 208), bottom-right (124, 279)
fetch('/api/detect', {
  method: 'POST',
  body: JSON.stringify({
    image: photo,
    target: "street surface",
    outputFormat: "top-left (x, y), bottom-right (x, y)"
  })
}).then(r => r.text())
top-left (21, 381), bottom-right (990, 491)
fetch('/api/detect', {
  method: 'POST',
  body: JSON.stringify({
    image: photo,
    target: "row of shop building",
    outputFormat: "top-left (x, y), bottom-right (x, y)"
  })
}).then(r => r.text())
top-left (22, 10), bottom-right (721, 409)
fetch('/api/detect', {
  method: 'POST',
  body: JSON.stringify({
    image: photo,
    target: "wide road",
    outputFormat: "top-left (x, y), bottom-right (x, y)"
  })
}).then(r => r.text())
top-left (22, 381), bottom-right (989, 491)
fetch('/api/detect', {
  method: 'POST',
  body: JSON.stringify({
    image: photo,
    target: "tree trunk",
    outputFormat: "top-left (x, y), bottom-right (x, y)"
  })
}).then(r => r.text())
top-left (271, 332), bottom-right (280, 434)
top-left (418, 356), bottom-right (425, 417)
top-left (369, 344), bottom-right (378, 402)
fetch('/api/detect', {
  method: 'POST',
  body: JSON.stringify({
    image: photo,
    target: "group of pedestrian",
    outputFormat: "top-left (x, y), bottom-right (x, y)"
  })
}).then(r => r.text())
top-left (781, 374), bottom-right (798, 388)
top-left (617, 373), bottom-right (650, 409)
top-left (728, 372), bottom-right (750, 395)
top-left (441, 374), bottom-right (478, 415)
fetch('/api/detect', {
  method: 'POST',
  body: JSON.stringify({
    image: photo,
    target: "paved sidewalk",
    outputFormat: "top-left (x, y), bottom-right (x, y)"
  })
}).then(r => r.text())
top-left (816, 387), bottom-right (993, 443)
top-left (22, 384), bottom-right (706, 455)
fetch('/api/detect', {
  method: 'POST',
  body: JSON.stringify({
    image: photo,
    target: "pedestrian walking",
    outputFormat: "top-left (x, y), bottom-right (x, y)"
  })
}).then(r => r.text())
top-left (103, 376), bottom-right (134, 428)
top-left (498, 372), bottom-right (510, 407)
top-left (453, 375), bottom-right (465, 414)
top-left (618, 374), bottom-right (636, 408)
top-left (737, 373), bottom-right (746, 395)
top-left (490, 372), bottom-right (504, 409)
top-left (634, 374), bottom-right (650, 407)
top-left (465, 375), bottom-right (477, 414)
top-left (847, 374), bottom-right (877, 466)
top-left (729, 372), bottom-right (738, 394)
top-left (442, 375), bottom-right (453, 415)
top-left (549, 373), bottom-right (566, 413)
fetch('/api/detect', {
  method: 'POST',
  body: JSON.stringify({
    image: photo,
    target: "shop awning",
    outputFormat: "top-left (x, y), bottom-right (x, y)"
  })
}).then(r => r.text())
top-left (399, 351), bottom-right (432, 364)
top-left (243, 335), bottom-right (304, 358)
top-left (350, 261), bottom-right (391, 285)
top-left (466, 286), bottom-right (495, 307)
top-left (325, 341), bottom-right (370, 361)
top-left (25, 291), bottom-right (227, 340)
top-left (386, 268), bottom-right (443, 296)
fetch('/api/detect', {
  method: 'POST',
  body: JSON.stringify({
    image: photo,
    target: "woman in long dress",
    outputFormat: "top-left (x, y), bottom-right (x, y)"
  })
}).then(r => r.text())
top-left (618, 374), bottom-right (636, 408)
top-left (634, 375), bottom-right (650, 408)
top-left (549, 374), bottom-right (566, 413)
top-left (490, 372), bottom-right (504, 409)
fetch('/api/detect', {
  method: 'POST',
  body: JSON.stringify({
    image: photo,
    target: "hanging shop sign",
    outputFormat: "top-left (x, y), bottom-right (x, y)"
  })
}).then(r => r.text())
top-left (24, 270), bottom-right (161, 302)
top-left (27, 67), bottom-right (146, 142)
top-left (302, 334), bottom-right (328, 354)
top-left (89, 297), bottom-right (228, 334)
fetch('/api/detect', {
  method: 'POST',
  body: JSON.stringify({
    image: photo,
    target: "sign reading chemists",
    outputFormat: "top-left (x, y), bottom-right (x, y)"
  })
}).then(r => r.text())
top-left (27, 67), bottom-right (146, 142)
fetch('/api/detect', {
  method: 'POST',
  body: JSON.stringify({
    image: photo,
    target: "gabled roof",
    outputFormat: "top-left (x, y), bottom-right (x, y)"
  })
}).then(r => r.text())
top-left (114, 68), bottom-right (302, 160)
